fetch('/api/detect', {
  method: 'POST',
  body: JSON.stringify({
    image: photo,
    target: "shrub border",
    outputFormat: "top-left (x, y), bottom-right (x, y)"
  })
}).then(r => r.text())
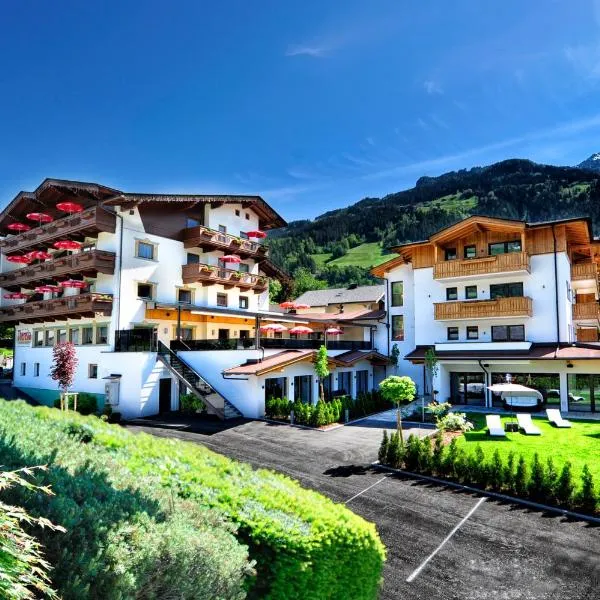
top-left (373, 462), bottom-right (600, 525)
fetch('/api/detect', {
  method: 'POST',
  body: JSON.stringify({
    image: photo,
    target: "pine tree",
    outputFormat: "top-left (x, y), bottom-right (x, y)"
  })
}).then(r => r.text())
top-left (556, 462), bottom-right (575, 507)
top-left (489, 449), bottom-right (504, 492)
top-left (378, 431), bottom-right (389, 464)
top-left (545, 457), bottom-right (558, 504)
top-left (514, 456), bottom-right (528, 497)
top-left (503, 451), bottom-right (516, 494)
top-left (528, 453), bottom-right (545, 502)
top-left (431, 432), bottom-right (444, 476)
top-left (576, 465), bottom-right (597, 514)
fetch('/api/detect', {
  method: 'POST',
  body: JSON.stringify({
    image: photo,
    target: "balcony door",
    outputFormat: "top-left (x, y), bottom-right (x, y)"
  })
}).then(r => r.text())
top-left (450, 373), bottom-right (486, 406)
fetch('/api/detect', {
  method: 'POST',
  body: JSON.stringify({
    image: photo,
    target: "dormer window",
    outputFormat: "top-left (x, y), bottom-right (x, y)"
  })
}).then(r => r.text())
top-left (445, 248), bottom-right (457, 261)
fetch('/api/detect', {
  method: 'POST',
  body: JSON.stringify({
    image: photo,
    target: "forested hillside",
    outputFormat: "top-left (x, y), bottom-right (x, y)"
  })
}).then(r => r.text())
top-left (269, 158), bottom-right (600, 294)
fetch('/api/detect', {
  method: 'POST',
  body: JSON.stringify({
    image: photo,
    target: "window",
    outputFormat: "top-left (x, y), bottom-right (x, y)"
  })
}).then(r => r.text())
top-left (446, 287), bottom-right (458, 301)
top-left (489, 240), bottom-right (521, 255)
top-left (391, 281), bottom-right (404, 307)
top-left (491, 324), bottom-right (525, 342)
top-left (69, 328), bottom-right (80, 345)
top-left (34, 363), bottom-right (40, 377)
top-left (96, 325), bottom-right (108, 344)
top-left (490, 282), bottom-right (523, 300)
top-left (356, 370), bottom-right (369, 395)
top-left (218, 225), bottom-right (227, 233)
top-left (180, 327), bottom-right (194, 341)
top-left (178, 288), bottom-right (193, 304)
top-left (137, 283), bottom-right (153, 299)
top-left (45, 329), bottom-right (55, 346)
top-left (235, 209), bottom-right (240, 216)
top-left (445, 248), bottom-right (457, 261)
top-left (58, 329), bottom-right (67, 343)
top-left (240, 231), bottom-right (249, 240)
top-left (238, 263), bottom-right (249, 273)
top-left (392, 315), bottom-right (404, 341)
top-left (186, 217), bottom-right (200, 228)
top-left (82, 327), bottom-right (94, 345)
top-left (245, 213), bottom-right (250, 220)
top-left (239, 296), bottom-right (249, 309)
top-left (465, 285), bottom-right (477, 300)
top-left (338, 372), bottom-right (352, 395)
top-left (136, 240), bottom-right (156, 260)
top-left (467, 326), bottom-right (479, 340)
top-left (464, 245), bottom-right (477, 259)
top-left (20, 362), bottom-right (26, 376)
top-left (217, 293), bottom-right (228, 307)
top-left (447, 327), bottom-right (459, 341)
top-left (33, 330), bottom-right (43, 347)
top-left (186, 253), bottom-right (200, 264)
top-left (88, 364), bottom-right (98, 379)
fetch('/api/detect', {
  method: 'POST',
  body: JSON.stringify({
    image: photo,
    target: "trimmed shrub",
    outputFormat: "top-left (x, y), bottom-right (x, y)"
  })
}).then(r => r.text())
top-left (378, 430), bottom-right (389, 464)
top-left (265, 397), bottom-right (291, 420)
top-left (545, 458), bottom-right (559, 504)
top-left (436, 412), bottom-right (474, 433)
top-left (0, 400), bottom-right (385, 599)
top-left (489, 449), bottom-right (504, 492)
top-left (576, 465), bottom-right (597, 514)
top-left (53, 391), bottom-right (98, 415)
top-left (180, 392), bottom-right (205, 413)
top-left (503, 451), bottom-right (516, 494)
top-left (386, 432), bottom-right (404, 469)
top-left (431, 432), bottom-right (444, 476)
top-left (404, 434), bottom-right (421, 472)
top-left (556, 462), bottom-right (575, 507)
top-left (514, 456), bottom-right (529, 497)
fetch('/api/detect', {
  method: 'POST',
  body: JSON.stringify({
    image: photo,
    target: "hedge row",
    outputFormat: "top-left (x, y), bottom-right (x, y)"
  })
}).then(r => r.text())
top-left (379, 431), bottom-right (598, 515)
top-left (0, 401), bottom-right (385, 599)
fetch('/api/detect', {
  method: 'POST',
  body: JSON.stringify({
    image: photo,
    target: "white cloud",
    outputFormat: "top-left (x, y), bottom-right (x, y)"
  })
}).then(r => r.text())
top-left (564, 43), bottom-right (600, 79)
top-left (285, 45), bottom-right (328, 58)
top-left (366, 136), bottom-right (375, 146)
top-left (424, 80), bottom-right (443, 95)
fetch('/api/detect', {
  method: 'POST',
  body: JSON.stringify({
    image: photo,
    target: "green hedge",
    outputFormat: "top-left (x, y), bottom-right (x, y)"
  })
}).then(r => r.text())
top-left (0, 401), bottom-right (385, 599)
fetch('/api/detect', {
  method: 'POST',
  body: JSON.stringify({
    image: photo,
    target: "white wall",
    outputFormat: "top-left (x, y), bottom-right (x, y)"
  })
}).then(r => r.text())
top-left (204, 203), bottom-right (260, 236)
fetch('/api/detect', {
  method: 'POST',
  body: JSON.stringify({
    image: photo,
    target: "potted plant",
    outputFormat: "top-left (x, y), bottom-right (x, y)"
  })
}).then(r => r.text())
top-left (200, 264), bottom-right (215, 273)
top-left (230, 271), bottom-right (242, 280)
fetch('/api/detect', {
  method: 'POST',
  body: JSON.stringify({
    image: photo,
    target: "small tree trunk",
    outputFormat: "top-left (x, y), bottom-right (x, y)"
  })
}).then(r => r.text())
top-left (396, 405), bottom-right (404, 444)
top-left (320, 381), bottom-right (324, 403)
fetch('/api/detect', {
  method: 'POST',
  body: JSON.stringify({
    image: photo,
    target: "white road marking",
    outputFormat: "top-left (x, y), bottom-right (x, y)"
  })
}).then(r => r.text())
top-left (345, 476), bottom-right (388, 504)
top-left (406, 496), bottom-right (487, 583)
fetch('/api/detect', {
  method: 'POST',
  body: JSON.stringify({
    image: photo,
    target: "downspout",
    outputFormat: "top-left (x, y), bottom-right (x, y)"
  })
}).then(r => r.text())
top-left (551, 224), bottom-right (560, 351)
top-left (478, 359), bottom-right (490, 407)
top-left (385, 278), bottom-right (391, 357)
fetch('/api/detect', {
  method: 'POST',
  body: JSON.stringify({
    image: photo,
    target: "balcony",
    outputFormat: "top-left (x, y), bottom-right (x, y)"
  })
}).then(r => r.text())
top-left (0, 206), bottom-right (116, 255)
top-left (571, 262), bottom-right (597, 281)
top-left (170, 338), bottom-right (372, 351)
top-left (183, 225), bottom-right (268, 260)
top-left (572, 302), bottom-right (600, 322)
top-left (434, 296), bottom-right (533, 321)
top-left (433, 252), bottom-right (530, 280)
top-left (182, 263), bottom-right (268, 292)
top-left (0, 293), bottom-right (113, 324)
top-left (0, 250), bottom-right (115, 291)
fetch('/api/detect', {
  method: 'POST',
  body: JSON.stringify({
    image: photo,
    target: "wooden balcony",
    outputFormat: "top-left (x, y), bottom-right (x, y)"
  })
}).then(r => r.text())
top-left (0, 250), bottom-right (115, 291)
top-left (182, 263), bottom-right (268, 292)
top-left (0, 206), bottom-right (116, 255)
top-left (571, 262), bottom-right (597, 281)
top-left (572, 302), bottom-right (600, 321)
top-left (433, 252), bottom-right (530, 280)
top-left (434, 296), bottom-right (533, 320)
top-left (576, 327), bottom-right (599, 342)
top-left (183, 225), bottom-right (268, 259)
top-left (0, 293), bottom-right (113, 324)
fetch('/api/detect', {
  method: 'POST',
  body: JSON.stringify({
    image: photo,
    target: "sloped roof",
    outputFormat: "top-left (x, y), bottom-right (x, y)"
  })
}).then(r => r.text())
top-left (294, 285), bottom-right (385, 307)
top-left (333, 349), bottom-right (390, 366)
top-left (223, 350), bottom-right (315, 376)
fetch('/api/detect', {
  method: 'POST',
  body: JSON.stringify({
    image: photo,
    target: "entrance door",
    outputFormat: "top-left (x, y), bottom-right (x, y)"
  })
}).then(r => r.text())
top-left (450, 373), bottom-right (486, 406)
top-left (159, 378), bottom-right (172, 413)
top-left (218, 329), bottom-right (229, 341)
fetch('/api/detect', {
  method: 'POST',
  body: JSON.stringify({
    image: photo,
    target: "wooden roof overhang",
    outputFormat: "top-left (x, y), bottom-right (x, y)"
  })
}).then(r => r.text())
top-left (429, 215), bottom-right (525, 246)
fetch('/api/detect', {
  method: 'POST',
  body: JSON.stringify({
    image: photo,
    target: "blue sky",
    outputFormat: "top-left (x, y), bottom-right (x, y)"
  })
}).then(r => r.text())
top-left (2, 0), bottom-right (600, 221)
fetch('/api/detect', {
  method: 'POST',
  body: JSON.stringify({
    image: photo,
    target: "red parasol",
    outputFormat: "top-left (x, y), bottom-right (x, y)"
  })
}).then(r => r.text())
top-left (289, 325), bottom-right (314, 335)
top-left (220, 254), bottom-right (242, 263)
top-left (7, 222), bottom-right (31, 232)
top-left (59, 279), bottom-right (88, 289)
top-left (245, 230), bottom-right (267, 239)
top-left (56, 201), bottom-right (84, 214)
top-left (53, 240), bottom-right (82, 250)
top-left (25, 250), bottom-right (52, 261)
top-left (35, 285), bottom-right (62, 293)
top-left (6, 255), bottom-right (31, 264)
top-left (26, 212), bottom-right (53, 225)
top-left (279, 301), bottom-right (296, 309)
top-left (325, 327), bottom-right (343, 335)
top-left (3, 292), bottom-right (30, 300)
top-left (293, 303), bottom-right (311, 310)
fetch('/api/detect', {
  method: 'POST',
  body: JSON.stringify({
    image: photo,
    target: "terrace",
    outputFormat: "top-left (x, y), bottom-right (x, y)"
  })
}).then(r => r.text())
top-left (434, 296), bottom-right (533, 320)
top-left (183, 225), bottom-right (268, 259)
top-left (182, 263), bottom-right (268, 292)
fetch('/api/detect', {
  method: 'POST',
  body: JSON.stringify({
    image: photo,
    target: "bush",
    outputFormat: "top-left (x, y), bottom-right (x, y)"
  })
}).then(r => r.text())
top-left (385, 432), bottom-right (404, 469)
top-left (426, 401), bottom-right (452, 420)
top-left (378, 431), bottom-right (389, 464)
top-left (0, 400), bottom-right (385, 599)
top-left (576, 465), bottom-right (597, 514)
top-left (436, 412), bottom-right (473, 432)
top-left (556, 462), bottom-right (575, 506)
top-left (53, 392), bottom-right (98, 415)
top-left (265, 397), bottom-right (291, 420)
top-left (180, 392), bottom-right (205, 413)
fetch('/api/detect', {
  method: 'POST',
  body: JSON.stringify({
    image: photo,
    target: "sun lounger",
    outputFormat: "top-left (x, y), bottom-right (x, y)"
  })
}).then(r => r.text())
top-left (546, 408), bottom-right (572, 428)
top-left (516, 413), bottom-right (541, 435)
top-left (486, 414), bottom-right (506, 437)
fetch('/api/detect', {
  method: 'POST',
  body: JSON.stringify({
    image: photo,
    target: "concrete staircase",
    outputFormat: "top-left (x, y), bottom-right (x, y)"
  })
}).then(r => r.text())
top-left (157, 342), bottom-right (242, 420)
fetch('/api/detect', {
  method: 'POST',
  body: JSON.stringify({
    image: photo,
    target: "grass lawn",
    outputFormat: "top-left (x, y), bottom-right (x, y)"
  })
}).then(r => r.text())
top-left (459, 413), bottom-right (600, 482)
top-left (312, 251), bottom-right (333, 267)
top-left (326, 242), bottom-right (391, 268)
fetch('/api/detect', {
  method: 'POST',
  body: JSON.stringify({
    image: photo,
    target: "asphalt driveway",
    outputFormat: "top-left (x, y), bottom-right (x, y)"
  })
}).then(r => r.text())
top-left (125, 415), bottom-right (600, 600)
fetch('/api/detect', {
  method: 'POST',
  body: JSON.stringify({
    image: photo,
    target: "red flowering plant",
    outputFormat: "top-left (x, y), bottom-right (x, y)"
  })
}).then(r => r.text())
top-left (50, 342), bottom-right (79, 404)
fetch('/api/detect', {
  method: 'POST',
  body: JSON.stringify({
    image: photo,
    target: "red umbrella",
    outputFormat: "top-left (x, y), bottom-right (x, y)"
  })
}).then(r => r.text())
top-left (325, 327), bottom-right (343, 335)
top-left (59, 279), bottom-right (88, 289)
top-left (245, 230), bottom-right (267, 239)
top-left (26, 212), bottom-right (53, 225)
top-left (289, 325), bottom-right (314, 335)
top-left (271, 323), bottom-right (288, 331)
top-left (259, 324), bottom-right (278, 332)
top-left (3, 292), bottom-right (30, 300)
top-left (7, 222), bottom-right (31, 232)
top-left (56, 201), bottom-right (84, 214)
top-left (35, 285), bottom-right (62, 293)
top-left (53, 240), bottom-right (82, 250)
top-left (293, 303), bottom-right (311, 309)
top-left (6, 255), bottom-right (31, 264)
top-left (220, 254), bottom-right (242, 264)
top-left (279, 301), bottom-right (296, 309)
top-left (25, 250), bottom-right (52, 261)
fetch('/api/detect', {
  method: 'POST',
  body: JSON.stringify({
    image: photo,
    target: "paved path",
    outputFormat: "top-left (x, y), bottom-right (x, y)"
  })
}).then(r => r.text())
top-left (125, 417), bottom-right (600, 600)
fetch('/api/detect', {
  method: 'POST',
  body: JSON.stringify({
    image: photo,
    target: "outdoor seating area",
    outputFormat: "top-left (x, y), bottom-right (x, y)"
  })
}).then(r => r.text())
top-left (485, 409), bottom-right (574, 436)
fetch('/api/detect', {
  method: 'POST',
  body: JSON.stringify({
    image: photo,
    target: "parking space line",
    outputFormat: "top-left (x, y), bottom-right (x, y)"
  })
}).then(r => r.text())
top-left (406, 496), bottom-right (487, 583)
top-left (344, 476), bottom-right (388, 504)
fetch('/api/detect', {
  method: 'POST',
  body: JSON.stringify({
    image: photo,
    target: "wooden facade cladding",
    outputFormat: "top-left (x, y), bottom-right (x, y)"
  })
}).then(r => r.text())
top-left (433, 251), bottom-right (530, 279)
top-left (0, 207), bottom-right (116, 255)
top-left (0, 293), bottom-right (113, 324)
top-left (572, 302), bottom-right (600, 321)
top-left (571, 262), bottom-right (598, 281)
top-left (183, 225), bottom-right (268, 259)
top-left (576, 327), bottom-right (599, 342)
top-left (434, 296), bottom-right (533, 321)
top-left (182, 263), bottom-right (268, 293)
top-left (0, 250), bottom-right (116, 291)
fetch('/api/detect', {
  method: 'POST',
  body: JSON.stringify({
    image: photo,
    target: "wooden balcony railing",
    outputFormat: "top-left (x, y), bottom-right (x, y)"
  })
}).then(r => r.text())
top-left (576, 327), bottom-right (599, 342)
top-left (0, 206), bottom-right (116, 255)
top-left (0, 293), bottom-right (113, 324)
top-left (182, 263), bottom-right (268, 292)
top-left (0, 250), bottom-right (115, 291)
top-left (183, 225), bottom-right (268, 259)
top-left (434, 296), bottom-right (533, 320)
top-left (571, 262), bottom-right (597, 281)
top-left (572, 302), bottom-right (600, 321)
top-left (433, 252), bottom-right (530, 280)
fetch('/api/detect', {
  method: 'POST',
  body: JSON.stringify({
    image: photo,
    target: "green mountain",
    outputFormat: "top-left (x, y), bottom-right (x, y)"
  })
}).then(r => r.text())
top-left (269, 158), bottom-right (600, 293)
